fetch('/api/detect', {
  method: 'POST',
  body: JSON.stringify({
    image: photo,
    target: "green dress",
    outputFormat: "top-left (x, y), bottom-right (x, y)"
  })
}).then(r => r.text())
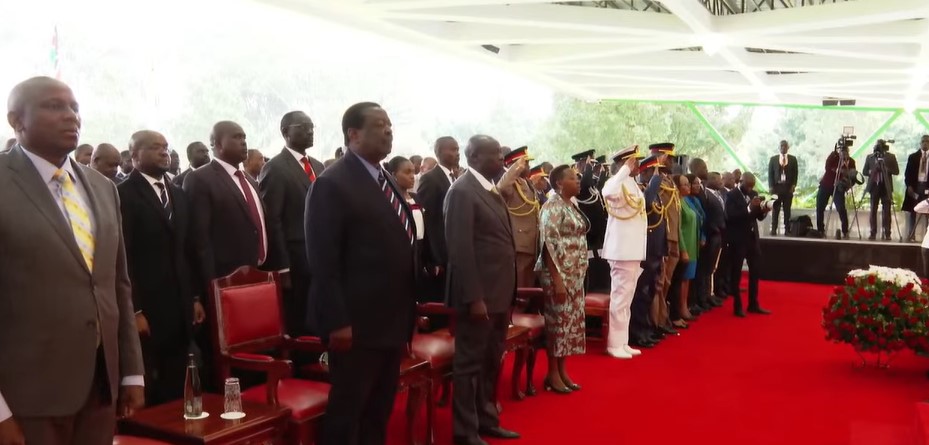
top-left (535, 194), bottom-right (589, 358)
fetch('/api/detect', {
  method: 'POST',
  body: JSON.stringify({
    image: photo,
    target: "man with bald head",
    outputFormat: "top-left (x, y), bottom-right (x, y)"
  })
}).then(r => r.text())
top-left (118, 130), bottom-right (204, 405)
top-left (244, 149), bottom-right (265, 181)
top-left (259, 110), bottom-right (325, 336)
top-left (725, 172), bottom-right (771, 317)
top-left (92, 143), bottom-right (121, 180)
top-left (184, 120), bottom-right (266, 286)
top-left (74, 143), bottom-right (93, 166)
top-left (445, 135), bottom-right (520, 444)
top-left (173, 141), bottom-right (211, 187)
top-left (0, 76), bottom-right (144, 445)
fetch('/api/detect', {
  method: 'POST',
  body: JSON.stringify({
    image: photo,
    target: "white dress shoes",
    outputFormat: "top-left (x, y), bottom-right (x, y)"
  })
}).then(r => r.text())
top-left (606, 348), bottom-right (634, 359)
top-left (623, 345), bottom-right (642, 356)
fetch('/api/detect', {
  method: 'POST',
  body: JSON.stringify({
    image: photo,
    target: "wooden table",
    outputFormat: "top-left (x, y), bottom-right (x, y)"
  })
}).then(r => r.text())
top-left (118, 394), bottom-right (291, 445)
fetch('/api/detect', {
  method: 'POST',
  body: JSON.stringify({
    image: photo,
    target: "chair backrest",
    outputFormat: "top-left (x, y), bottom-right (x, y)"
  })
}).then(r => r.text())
top-left (210, 266), bottom-right (285, 357)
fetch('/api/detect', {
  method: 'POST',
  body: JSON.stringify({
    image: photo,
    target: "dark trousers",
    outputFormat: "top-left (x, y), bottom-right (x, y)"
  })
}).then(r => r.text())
top-left (728, 240), bottom-right (761, 311)
top-left (696, 232), bottom-right (722, 306)
top-left (321, 346), bottom-right (403, 445)
top-left (141, 336), bottom-right (189, 406)
top-left (284, 244), bottom-right (312, 336)
top-left (771, 186), bottom-right (793, 232)
top-left (715, 239), bottom-right (730, 299)
top-left (667, 260), bottom-right (687, 321)
top-left (452, 312), bottom-right (508, 440)
top-left (869, 185), bottom-right (892, 236)
top-left (922, 248), bottom-right (929, 278)
top-left (816, 185), bottom-right (848, 234)
top-left (19, 348), bottom-right (115, 445)
top-left (630, 257), bottom-right (662, 341)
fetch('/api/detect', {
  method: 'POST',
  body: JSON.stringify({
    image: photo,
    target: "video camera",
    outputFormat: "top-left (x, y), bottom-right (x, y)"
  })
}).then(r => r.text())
top-left (873, 138), bottom-right (895, 155)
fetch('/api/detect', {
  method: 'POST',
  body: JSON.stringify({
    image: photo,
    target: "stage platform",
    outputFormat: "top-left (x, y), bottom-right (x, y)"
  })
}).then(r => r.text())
top-left (759, 235), bottom-right (922, 284)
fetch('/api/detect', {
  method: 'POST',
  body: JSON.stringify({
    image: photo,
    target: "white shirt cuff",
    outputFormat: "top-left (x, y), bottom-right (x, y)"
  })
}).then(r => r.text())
top-left (0, 390), bottom-right (10, 423)
top-left (122, 375), bottom-right (145, 387)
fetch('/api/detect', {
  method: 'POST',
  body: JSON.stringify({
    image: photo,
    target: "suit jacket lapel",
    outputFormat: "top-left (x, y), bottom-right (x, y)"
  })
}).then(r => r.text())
top-left (465, 172), bottom-right (512, 235)
top-left (6, 146), bottom-right (89, 271)
top-left (344, 150), bottom-right (412, 240)
top-left (210, 160), bottom-right (253, 221)
top-left (128, 171), bottom-right (171, 227)
top-left (279, 148), bottom-right (311, 191)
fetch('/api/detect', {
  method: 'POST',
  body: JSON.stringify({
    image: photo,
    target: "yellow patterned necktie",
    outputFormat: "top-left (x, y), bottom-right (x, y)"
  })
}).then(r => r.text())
top-left (53, 169), bottom-right (94, 271)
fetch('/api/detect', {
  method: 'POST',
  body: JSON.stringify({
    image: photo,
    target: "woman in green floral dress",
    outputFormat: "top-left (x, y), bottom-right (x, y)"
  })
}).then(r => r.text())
top-left (536, 165), bottom-right (589, 394)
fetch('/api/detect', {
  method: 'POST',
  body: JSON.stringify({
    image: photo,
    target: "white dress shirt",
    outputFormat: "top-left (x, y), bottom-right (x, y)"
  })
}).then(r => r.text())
top-left (140, 171), bottom-right (170, 206)
top-left (438, 164), bottom-right (457, 184)
top-left (0, 148), bottom-right (143, 423)
top-left (215, 158), bottom-right (268, 263)
top-left (285, 146), bottom-right (308, 165)
top-left (471, 169), bottom-right (497, 192)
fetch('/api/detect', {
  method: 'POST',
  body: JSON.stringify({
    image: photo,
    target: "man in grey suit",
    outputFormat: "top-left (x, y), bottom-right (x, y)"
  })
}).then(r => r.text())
top-left (444, 135), bottom-right (520, 445)
top-left (0, 77), bottom-right (144, 445)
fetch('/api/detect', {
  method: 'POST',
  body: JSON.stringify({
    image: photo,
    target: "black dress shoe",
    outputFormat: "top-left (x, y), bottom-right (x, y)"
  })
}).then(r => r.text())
top-left (734, 309), bottom-right (746, 317)
top-left (479, 426), bottom-right (521, 439)
top-left (748, 307), bottom-right (772, 315)
top-left (868, 234), bottom-right (876, 240)
top-left (630, 338), bottom-right (656, 348)
top-left (453, 436), bottom-right (489, 445)
top-left (709, 297), bottom-right (724, 307)
top-left (660, 325), bottom-right (679, 336)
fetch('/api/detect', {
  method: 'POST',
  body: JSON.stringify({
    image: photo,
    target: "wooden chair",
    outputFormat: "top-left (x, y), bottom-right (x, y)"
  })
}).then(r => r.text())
top-left (113, 436), bottom-right (172, 445)
top-left (584, 291), bottom-right (611, 340)
top-left (210, 266), bottom-right (330, 445)
top-left (510, 288), bottom-right (546, 399)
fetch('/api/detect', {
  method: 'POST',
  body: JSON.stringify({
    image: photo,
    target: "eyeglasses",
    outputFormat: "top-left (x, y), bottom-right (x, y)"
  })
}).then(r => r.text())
top-left (285, 123), bottom-right (315, 131)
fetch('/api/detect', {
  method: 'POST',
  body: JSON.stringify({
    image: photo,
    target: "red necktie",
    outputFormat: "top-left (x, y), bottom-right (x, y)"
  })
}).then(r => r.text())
top-left (301, 157), bottom-right (316, 183)
top-left (234, 171), bottom-right (266, 263)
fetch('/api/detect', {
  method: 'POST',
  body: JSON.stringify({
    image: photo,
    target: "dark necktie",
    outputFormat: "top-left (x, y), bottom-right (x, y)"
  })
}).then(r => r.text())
top-left (379, 170), bottom-right (413, 243)
top-left (300, 157), bottom-right (317, 182)
top-left (234, 171), bottom-right (266, 262)
top-left (155, 181), bottom-right (172, 220)
top-left (449, 169), bottom-right (458, 182)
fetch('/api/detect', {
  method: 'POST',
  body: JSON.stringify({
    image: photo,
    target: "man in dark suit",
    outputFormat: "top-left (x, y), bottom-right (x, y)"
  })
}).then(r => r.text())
top-left (0, 76), bottom-right (144, 445)
top-left (902, 135), bottom-right (929, 241)
top-left (184, 121), bottom-right (266, 284)
top-left (117, 149), bottom-right (133, 182)
top-left (416, 136), bottom-right (461, 301)
top-left (259, 110), bottom-right (324, 336)
top-left (118, 130), bottom-right (205, 405)
top-left (91, 143), bottom-right (121, 181)
top-left (689, 159), bottom-right (725, 311)
top-left (863, 139), bottom-right (900, 240)
top-left (305, 102), bottom-right (416, 445)
top-left (173, 141), bottom-right (210, 187)
top-left (445, 135), bottom-right (520, 445)
top-left (726, 172), bottom-right (771, 317)
top-left (767, 140), bottom-right (798, 235)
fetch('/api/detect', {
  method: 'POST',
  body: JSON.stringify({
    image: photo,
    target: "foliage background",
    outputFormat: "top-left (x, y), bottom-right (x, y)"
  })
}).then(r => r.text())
top-left (2, 0), bottom-right (928, 208)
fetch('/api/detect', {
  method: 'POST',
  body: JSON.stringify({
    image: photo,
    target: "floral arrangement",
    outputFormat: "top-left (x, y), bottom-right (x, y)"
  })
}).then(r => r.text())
top-left (823, 265), bottom-right (929, 365)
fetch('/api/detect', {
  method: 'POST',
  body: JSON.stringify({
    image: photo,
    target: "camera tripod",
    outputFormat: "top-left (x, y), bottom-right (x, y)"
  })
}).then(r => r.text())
top-left (823, 152), bottom-right (863, 239)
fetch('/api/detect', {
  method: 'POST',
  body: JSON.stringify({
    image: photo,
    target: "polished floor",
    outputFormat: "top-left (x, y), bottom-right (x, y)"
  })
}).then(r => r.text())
top-left (389, 280), bottom-right (929, 445)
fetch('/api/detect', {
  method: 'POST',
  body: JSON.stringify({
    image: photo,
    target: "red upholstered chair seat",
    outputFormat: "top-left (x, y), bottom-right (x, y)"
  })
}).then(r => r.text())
top-left (511, 313), bottom-right (544, 338)
top-left (113, 436), bottom-right (172, 445)
top-left (585, 292), bottom-right (610, 310)
top-left (242, 378), bottom-right (330, 420)
top-left (411, 333), bottom-right (455, 369)
top-left (219, 282), bottom-right (283, 346)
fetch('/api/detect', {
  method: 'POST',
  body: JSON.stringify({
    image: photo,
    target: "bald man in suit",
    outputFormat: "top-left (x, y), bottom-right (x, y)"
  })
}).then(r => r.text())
top-left (0, 77), bottom-right (144, 445)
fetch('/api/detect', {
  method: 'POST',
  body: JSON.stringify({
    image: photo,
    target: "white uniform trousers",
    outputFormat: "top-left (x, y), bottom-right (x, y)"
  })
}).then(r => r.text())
top-left (607, 260), bottom-right (643, 351)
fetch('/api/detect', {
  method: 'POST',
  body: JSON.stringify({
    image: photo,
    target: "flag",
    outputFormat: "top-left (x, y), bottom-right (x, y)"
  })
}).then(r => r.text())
top-left (50, 26), bottom-right (60, 80)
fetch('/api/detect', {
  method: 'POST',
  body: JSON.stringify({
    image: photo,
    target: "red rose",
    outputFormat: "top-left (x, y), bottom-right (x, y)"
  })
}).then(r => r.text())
top-left (906, 282), bottom-right (916, 291)
top-left (846, 276), bottom-right (856, 286)
top-left (860, 304), bottom-right (869, 312)
top-left (881, 297), bottom-right (891, 306)
top-left (885, 289), bottom-right (895, 297)
top-left (868, 275), bottom-right (877, 285)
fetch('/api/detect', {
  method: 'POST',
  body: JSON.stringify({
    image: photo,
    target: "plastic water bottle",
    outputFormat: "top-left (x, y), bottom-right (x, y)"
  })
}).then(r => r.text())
top-left (183, 353), bottom-right (203, 418)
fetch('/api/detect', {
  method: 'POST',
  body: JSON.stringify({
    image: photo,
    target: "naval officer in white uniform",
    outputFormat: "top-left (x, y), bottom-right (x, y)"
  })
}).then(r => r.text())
top-left (601, 145), bottom-right (652, 358)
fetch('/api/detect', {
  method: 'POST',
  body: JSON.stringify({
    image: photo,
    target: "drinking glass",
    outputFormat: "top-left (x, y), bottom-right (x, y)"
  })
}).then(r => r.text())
top-left (221, 377), bottom-right (245, 419)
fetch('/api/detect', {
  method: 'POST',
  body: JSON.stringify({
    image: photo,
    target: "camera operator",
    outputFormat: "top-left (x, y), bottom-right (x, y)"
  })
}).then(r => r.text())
top-left (862, 139), bottom-right (899, 240)
top-left (766, 140), bottom-right (798, 235)
top-left (903, 135), bottom-right (929, 242)
top-left (816, 140), bottom-right (857, 239)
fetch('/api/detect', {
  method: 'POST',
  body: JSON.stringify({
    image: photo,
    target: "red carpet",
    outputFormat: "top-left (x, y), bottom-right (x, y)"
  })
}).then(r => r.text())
top-left (389, 280), bottom-right (929, 445)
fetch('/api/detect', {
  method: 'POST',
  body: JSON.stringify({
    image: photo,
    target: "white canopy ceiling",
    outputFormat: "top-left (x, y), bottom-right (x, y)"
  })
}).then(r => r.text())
top-left (255, 0), bottom-right (929, 109)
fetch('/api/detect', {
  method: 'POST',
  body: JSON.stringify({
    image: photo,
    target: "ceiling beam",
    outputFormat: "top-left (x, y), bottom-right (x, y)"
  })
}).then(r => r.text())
top-left (507, 41), bottom-right (700, 64)
top-left (717, 0), bottom-right (929, 36)
top-left (377, 4), bottom-right (690, 36)
top-left (363, 0), bottom-right (553, 10)
top-left (392, 20), bottom-right (663, 45)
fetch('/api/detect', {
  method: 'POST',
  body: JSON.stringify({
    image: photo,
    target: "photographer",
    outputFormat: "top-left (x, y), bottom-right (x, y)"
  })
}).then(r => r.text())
top-left (766, 140), bottom-right (798, 235)
top-left (862, 139), bottom-right (899, 240)
top-left (816, 141), bottom-right (857, 239)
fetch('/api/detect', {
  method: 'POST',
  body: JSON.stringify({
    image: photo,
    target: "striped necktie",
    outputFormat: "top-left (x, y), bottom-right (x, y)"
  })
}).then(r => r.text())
top-left (53, 169), bottom-right (94, 271)
top-left (155, 181), bottom-right (172, 220)
top-left (379, 170), bottom-right (413, 243)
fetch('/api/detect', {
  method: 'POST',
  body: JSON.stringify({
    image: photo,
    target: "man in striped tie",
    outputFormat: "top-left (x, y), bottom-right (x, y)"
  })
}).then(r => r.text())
top-left (305, 102), bottom-right (416, 445)
top-left (0, 76), bottom-right (144, 445)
